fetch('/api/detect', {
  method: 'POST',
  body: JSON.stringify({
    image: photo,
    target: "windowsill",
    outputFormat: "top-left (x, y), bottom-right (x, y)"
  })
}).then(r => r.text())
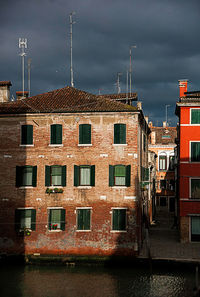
top-left (76, 230), bottom-right (91, 232)
top-left (78, 144), bottom-right (92, 147)
top-left (49, 144), bottom-right (63, 147)
top-left (112, 144), bottom-right (127, 146)
top-left (110, 230), bottom-right (127, 233)
top-left (77, 186), bottom-right (92, 189)
top-left (48, 186), bottom-right (63, 188)
top-left (20, 144), bottom-right (34, 147)
top-left (18, 186), bottom-right (34, 189)
top-left (111, 186), bottom-right (127, 189)
top-left (49, 230), bottom-right (62, 232)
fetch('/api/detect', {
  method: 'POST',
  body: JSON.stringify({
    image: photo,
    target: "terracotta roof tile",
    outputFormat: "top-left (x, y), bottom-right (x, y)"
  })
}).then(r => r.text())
top-left (0, 86), bottom-right (138, 114)
top-left (0, 81), bottom-right (12, 86)
top-left (151, 126), bottom-right (177, 145)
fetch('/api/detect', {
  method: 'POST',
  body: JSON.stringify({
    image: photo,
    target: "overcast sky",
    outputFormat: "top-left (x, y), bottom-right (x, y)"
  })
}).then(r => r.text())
top-left (1, 0), bottom-right (200, 126)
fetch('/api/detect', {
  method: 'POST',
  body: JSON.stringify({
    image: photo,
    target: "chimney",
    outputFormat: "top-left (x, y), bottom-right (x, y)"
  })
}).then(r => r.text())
top-left (151, 131), bottom-right (156, 144)
top-left (137, 101), bottom-right (142, 110)
top-left (163, 121), bottom-right (167, 128)
top-left (145, 116), bottom-right (149, 124)
top-left (0, 81), bottom-right (12, 103)
top-left (16, 91), bottom-right (29, 100)
top-left (179, 80), bottom-right (188, 97)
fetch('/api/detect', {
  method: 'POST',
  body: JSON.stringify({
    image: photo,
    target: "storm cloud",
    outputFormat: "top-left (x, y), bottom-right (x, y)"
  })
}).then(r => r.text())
top-left (0, 0), bottom-right (200, 125)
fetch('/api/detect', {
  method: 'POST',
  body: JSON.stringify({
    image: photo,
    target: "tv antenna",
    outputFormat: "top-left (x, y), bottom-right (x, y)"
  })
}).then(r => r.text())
top-left (129, 45), bottom-right (136, 95)
top-left (28, 58), bottom-right (31, 97)
top-left (69, 12), bottom-right (76, 87)
top-left (116, 72), bottom-right (122, 94)
top-left (19, 38), bottom-right (27, 97)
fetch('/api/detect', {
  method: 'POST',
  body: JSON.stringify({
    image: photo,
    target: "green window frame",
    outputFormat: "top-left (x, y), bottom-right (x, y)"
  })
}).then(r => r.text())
top-left (159, 155), bottom-right (167, 170)
top-left (50, 124), bottom-right (62, 145)
top-left (79, 124), bottom-right (91, 144)
top-left (109, 165), bottom-right (131, 187)
top-left (191, 109), bottom-right (200, 124)
top-left (45, 165), bottom-right (66, 187)
top-left (74, 165), bottom-right (95, 186)
top-left (112, 209), bottom-right (126, 231)
top-left (48, 209), bottom-right (65, 231)
top-left (191, 216), bottom-right (200, 242)
top-left (114, 124), bottom-right (126, 144)
top-left (21, 125), bottom-right (33, 145)
top-left (191, 179), bottom-right (200, 199)
top-left (77, 208), bottom-right (91, 231)
top-left (15, 209), bottom-right (36, 231)
top-left (16, 166), bottom-right (37, 187)
top-left (191, 142), bottom-right (200, 162)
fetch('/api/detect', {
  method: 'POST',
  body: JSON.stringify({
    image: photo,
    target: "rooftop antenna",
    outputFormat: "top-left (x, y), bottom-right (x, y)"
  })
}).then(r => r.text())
top-left (19, 38), bottom-right (27, 97)
top-left (69, 12), bottom-right (76, 87)
top-left (126, 69), bottom-right (129, 104)
top-left (129, 45), bottom-right (136, 96)
top-left (117, 72), bottom-right (122, 94)
top-left (166, 104), bottom-right (170, 127)
top-left (28, 58), bottom-right (31, 97)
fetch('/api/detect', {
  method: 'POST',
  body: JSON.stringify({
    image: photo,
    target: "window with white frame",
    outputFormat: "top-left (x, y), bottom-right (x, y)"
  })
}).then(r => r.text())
top-left (112, 208), bottom-right (126, 231)
top-left (191, 179), bottom-right (200, 199)
top-left (159, 155), bottom-right (167, 170)
top-left (191, 216), bottom-right (200, 242)
top-left (15, 209), bottom-right (36, 231)
top-left (77, 208), bottom-right (91, 230)
top-left (48, 208), bottom-right (65, 231)
top-left (191, 109), bottom-right (200, 124)
top-left (191, 142), bottom-right (200, 162)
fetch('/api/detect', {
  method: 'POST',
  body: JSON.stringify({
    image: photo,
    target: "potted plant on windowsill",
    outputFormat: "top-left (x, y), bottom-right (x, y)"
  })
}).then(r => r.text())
top-left (46, 188), bottom-right (63, 194)
top-left (18, 228), bottom-right (31, 236)
top-left (51, 224), bottom-right (58, 230)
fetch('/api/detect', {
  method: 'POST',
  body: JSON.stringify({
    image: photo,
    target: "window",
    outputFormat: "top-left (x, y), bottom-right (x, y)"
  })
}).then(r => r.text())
top-left (191, 179), bottom-right (200, 199)
top-left (109, 165), bottom-right (131, 187)
top-left (21, 125), bottom-right (33, 145)
top-left (77, 208), bottom-right (91, 230)
top-left (169, 156), bottom-right (175, 170)
top-left (191, 216), bottom-right (200, 242)
top-left (50, 124), bottom-right (62, 145)
top-left (48, 209), bottom-right (65, 231)
top-left (169, 179), bottom-right (175, 191)
top-left (114, 124), bottom-right (126, 144)
top-left (191, 142), bottom-right (200, 162)
top-left (112, 209), bottom-right (126, 231)
top-left (141, 167), bottom-right (149, 182)
top-left (74, 165), bottom-right (95, 186)
top-left (15, 209), bottom-right (36, 231)
top-left (16, 166), bottom-right (37, 187)
top-left (160, 180), bottom-right (166, 189)
top-left (45, 165), bottom-right (66, 186)
top-left (159, 155), bottom-right (167, 170)
top-left (79, 124), bottom-right (91, 144)
top-left (191, 109), bottom-right (200, 124)
top-left (143, 134), bottom-right (147, 151)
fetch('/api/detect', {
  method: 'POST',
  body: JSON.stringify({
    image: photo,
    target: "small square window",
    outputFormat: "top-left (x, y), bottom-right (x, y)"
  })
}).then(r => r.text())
top-left (45, 165), bottom-right (66, 187)
top-left (15, 209), bottom-right (36, 231)
top-left (109, 165), bottom-right (131, 187)
top-left (112, 209), bottom-right (126, 231)
top-left (16, 166), bottom-right (37, 187)
top-left (48, 209), bottom-right (65, 231)
top-left (77, 209), bottom-right (91, 230)
top-left (74, 165), bottom-right (95, 187)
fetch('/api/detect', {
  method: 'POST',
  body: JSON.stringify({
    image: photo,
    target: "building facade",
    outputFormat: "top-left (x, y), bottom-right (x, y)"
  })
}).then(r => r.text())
top-left (0, 83), bottom-right (149, 256)
top-left (176, 80), bottom-right (200, 242)
top-left (148, 122), bottom-right (177, 220)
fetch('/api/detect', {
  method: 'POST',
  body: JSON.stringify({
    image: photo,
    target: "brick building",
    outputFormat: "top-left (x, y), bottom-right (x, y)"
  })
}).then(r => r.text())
top-left (148, 122), bottom-right (177, 220)
top-left (176, 80), bottom-right (200, 242)
top-left (0, 82), bottom-right (149, 257)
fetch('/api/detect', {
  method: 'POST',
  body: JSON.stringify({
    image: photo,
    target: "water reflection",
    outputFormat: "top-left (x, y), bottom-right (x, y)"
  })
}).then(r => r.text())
top-left (0, 264), bottom-right (196, 297)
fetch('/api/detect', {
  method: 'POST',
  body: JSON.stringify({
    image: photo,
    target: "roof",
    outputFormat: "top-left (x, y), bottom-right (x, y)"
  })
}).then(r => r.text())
top-left (150, 126), bottom-right (177, 145)
top-left (97, 92), bottom-right (138, 101)
top-left (0, 81), bottom-right (12, 87)
top-left (0, 86), bottom-right (138, 114)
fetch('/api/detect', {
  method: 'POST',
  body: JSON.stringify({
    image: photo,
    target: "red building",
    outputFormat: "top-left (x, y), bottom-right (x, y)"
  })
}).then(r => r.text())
top-left (176, 80), bottom-right (200, 242)
top-left (0, 82), bottom-right (150, 257)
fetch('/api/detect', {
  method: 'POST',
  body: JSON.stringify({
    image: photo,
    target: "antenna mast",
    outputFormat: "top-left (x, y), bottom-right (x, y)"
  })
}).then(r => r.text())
top-left (19, 38), bottom-right (27, 97)
top-left (69, 12), bottom-right (75, 87)
top-left (28, 58), bottom-right (31, 97)
top-left (129, 45), bottom-right (136, 95)
top-left (117, 72), bottom-right (122, 94)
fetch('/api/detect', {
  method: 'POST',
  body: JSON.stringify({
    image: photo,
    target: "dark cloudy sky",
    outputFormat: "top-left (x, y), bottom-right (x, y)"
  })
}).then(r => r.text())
top-left (1, 0), bottom-right (200, 126)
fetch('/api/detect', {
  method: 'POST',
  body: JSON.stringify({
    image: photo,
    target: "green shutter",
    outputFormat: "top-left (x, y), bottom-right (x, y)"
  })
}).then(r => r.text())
top-left (79, 124), bottom-right (83, 144)
top-left (125, 165), bottom-right (131, 187)
top-left (119, 209), bottom-right (126, 230)
top-left (61, 166), bottom-right (66, 187)
top-left (191, 142), bottom-right (200, 162)
top-left (51, 125), bottom-right (56, 144)
top-left (84, 209), bottom-right (91, 230)
top-left (112, 209), bottom-right (118, 230)
top-left (91, 165), bottom-right (95, 186)
top-left (74, 165), bottom-right (80, 186)
top-left (191, 109), bottom-right (200, 124)
top-left (21, 125), bottom-right (33, 145)
top-left (45, 166), bottom-right (51, 186)
top-left (77, 209), bottom-right (83, 230)
top-left (48, 209), bottom-right (52, 230)
top-left (114, 124), bottom-right (120, 144)
top-left (32, 166), bottom-right (37, 187)
top-left (56, 124), bottom-right (62, 144)
top-left (15, 209), bottom-right (21, 231)
top-left (60, 209), bottom-right (66, 231)
top-left (114, 124), bottom-right (126, 144)
top-left (120, 124), bottom-right (126, 144)
top-left (16, 166), bottom-right (22, 187)
top-left (109, 165), bottom-right (114, 186)
top-left (31, 209), bottom-right (36, 231)
top-left (79, 124), bottom-right (91, 144)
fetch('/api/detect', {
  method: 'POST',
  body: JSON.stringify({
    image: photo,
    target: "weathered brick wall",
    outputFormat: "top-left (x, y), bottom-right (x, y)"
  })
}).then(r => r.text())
top-left (0, 112), bottom-right (147, 256)
top-left (180, 216), bottom-right (189, 243)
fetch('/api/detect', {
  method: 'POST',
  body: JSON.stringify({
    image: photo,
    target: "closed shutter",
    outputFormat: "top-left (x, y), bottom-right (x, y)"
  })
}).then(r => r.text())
top-left (125, 165), bottom-right (131, 187)
top-left (60, 209), bottom-right (66, 231)
top-left (84, 209), bottom-right (91, 230)
top-left (120, 124), bottom-right (126, 144)
top-left (114, 124), bottom-right (120, 144)
top-left (119, 209), bottom-right (126, 230)
top-left (79, 124), bottom-right (91, 144)
top-left (45, 166), bottom-right (51, 186)
top-left (114, 124), bottom-right (126, 144)
top-left (109, 165), bottom-right (114, 186)
top-left (16, 166), bottom-right (22, 187)
top-left (15, 209), bottom-right (21, 231)
top-left (56, 124), bottom-right (62, 144)
top-left (21, 125), bottom-right (33, 145)
top-left (90, 165), bottom-right (95, 186)
top-left (112, 209), bottom-right (118, 230)
top-left (48, 209), bottom-right (52, 230)
top-left (31, 209), bottom-right (36, 231)
top-left (61, 166), bottom-right (66, 186)
top-left (32, 166), bottom-right (37, 187)
top-left (74, 165), bottom-right (80, 186)
top-left (77, 209), bottom-right (83, 230)
top-left (51, 125), bottom-right (56, 144)
top-left (191, 109), bottom-right (200, 124)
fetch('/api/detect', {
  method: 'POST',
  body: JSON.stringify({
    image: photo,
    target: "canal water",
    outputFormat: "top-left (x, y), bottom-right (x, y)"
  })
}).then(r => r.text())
top-left (0, 263), bottom-right (197, 297)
